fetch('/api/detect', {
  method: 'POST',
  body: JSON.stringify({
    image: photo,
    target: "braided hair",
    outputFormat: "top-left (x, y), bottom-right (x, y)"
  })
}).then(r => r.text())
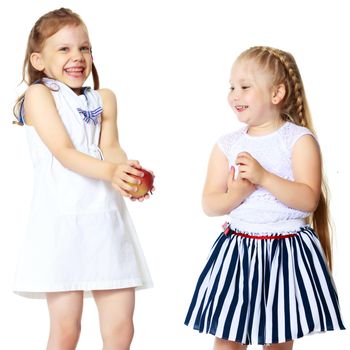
top-left (237, 46), bottom-right (314, 132)
top-left (236, 46), bottom-right (332, 270)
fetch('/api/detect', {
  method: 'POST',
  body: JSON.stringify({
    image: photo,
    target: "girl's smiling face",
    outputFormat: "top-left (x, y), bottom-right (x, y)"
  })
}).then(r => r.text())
top-left (30, 25), bottom-right (93, 94)
top-left (228, 59), bottom-right (281, 127)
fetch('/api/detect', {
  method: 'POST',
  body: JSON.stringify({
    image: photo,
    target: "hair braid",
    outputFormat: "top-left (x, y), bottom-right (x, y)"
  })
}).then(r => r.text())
top-left (268, 48), bottom-right (305, 126)
top-left (238, 46), bottom-right (312, 129)
top-left (235, 46), bottom-right (333, 270)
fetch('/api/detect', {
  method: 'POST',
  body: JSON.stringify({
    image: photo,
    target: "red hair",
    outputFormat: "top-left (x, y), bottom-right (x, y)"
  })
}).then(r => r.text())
top-left (13, 8), bottom-right (99, 122)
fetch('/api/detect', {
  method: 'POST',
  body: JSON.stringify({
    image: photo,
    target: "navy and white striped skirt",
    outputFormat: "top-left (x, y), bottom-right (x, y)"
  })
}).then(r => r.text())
top-left (185, 222), bottom-right (345, 345)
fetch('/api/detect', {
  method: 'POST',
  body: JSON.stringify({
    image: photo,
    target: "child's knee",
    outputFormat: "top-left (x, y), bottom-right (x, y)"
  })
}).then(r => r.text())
top-left (50, 320), bottom-right (81, 347)
top-left (263, 341), bottom-right (293, 350)
top-left (101, 318), bottom-right (134, 347)
top-left (214, 337), bottom-right (247, 350)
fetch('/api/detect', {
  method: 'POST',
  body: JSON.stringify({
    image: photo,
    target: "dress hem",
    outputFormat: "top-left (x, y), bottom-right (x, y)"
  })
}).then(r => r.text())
top-left (14, 278), bottom-right (153, 299)
top-left (186, 321), bottom-right (346, 345)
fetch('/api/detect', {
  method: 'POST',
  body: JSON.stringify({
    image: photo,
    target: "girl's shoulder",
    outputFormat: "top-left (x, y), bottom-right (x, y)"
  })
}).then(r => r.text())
top-left (97, 88), bottom-right (116, 100)
top-left (279, 121), bottom-right (316, 152)
top-left (23, 82), bottom-right (56, 109)
top-left (18, 83), bottom-right (54, 125)
top-left (216, 126), bottom-right (246, 156)
top-left (25, 81), bottom-right (53, 97)
top-left (96, 88), bottom-right (117, 117)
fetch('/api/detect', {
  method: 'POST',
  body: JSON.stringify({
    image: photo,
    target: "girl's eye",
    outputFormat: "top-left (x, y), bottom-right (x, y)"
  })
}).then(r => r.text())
top-left (81, 46), bottom-right (91, 52)
top-left (229, 86), bottom-right (235, 91)
top-left (242, 86), bottom-right (250, 90)
top-left (59, 47), bottom-right (69, 52)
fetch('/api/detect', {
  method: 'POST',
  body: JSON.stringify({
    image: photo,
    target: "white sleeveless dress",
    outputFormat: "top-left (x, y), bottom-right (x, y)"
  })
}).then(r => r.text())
top-left (14, 78), bottom-right (152, 298)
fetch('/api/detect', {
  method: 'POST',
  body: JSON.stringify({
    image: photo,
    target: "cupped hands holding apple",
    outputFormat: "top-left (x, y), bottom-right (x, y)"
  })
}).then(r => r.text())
top-left (111, 160), bottom-right (155, 201)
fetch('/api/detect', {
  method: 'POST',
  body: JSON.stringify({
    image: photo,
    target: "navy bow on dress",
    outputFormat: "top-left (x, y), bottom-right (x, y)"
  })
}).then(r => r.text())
top-left (77, 107), bottom-right (103, 125)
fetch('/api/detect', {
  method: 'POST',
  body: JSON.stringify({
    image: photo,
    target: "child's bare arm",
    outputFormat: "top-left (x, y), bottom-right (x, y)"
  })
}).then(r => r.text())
top-left (236, 135), bottom-right (321, 212)
top-left (202, 145), bottom-right (255, 216)
top-left (98, 88), bottom-right (128, 164)
top-left (24, 84), bottom-right (142, 196)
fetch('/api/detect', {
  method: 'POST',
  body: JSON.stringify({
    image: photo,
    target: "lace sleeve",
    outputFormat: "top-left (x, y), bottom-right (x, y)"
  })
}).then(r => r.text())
top-left (281, 122), bottom-right (317, 154)
top-left (216, 128), bottom-right (244, 159)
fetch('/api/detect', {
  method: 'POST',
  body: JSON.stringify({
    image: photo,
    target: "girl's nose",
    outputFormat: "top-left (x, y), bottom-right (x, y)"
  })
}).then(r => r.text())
top-left (233, 88), bottom-right (241, 100)
top-left (229, 90), bottom-right (240, 102)
top-left (71, 49), bottom-right (84, 61)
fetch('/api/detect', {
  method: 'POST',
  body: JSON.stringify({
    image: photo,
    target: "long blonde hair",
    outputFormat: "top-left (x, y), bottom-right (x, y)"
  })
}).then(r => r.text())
top-left (238, 46), bottom-right (333, 270)
top-left (13, 7), bottom-right (100, 124)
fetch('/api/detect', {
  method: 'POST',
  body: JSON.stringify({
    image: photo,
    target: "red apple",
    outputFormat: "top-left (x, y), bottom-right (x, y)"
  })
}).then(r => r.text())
top-left (128, 169), bottom-right (154, 198)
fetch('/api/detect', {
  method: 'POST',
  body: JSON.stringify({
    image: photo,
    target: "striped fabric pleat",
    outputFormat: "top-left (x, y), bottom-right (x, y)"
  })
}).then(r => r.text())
top-left (184, 226), bottom-right (345, 345)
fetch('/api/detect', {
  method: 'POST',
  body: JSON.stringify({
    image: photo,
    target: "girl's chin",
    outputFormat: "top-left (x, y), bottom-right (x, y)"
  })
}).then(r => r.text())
top-left (63, 81), bottom-right (84, 94)
top-left (64, 77), bottom-right (86, 88)
top-left (235, 114), bottom-right (249, 123)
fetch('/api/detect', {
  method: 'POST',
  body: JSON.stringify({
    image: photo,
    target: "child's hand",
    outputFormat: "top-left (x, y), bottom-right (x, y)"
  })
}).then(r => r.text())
top-left (130, 169), bottom-right (156, 202)
top-left (235, 152), bottom-right (267, 185)
top-left (111, 160), bottom-right (144, 197)
top-left (227, 166), bottom-right (256, 198)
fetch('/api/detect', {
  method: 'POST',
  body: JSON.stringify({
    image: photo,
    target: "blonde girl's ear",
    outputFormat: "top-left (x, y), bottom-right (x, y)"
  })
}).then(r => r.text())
top-left (30, 52), bottom-right (45, 71)
top-left (271, 84), bottom-right (286, 105)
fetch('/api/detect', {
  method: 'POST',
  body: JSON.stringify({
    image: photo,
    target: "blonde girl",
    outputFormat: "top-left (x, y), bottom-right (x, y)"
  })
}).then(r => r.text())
top-left (185, 46), bottom-right (345, 349)
top-left (13, 8), bottom-right (152, 350)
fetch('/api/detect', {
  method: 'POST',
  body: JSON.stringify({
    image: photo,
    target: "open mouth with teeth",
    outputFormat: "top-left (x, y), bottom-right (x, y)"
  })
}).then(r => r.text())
top-left (64, 67), bottom-right (85, 77)
top-left (235, 105), bottom-right (248, 112)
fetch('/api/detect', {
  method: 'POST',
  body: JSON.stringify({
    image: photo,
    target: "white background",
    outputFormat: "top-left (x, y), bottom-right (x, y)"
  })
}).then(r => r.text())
top-left (1, 0), bottom-right (349, 349)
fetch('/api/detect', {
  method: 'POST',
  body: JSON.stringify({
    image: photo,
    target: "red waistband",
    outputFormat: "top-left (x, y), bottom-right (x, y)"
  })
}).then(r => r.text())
top-left (223, 226), bottom-right (298, 240)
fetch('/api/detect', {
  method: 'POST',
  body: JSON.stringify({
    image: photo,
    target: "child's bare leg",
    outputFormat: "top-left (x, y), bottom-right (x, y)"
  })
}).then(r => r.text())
top-left (46, 291), bottom-right (83, 350)
top-left (214, 337), bottom-right (248, 350)
top-left (92, 288), bottom-right (135, 350)
top-left (263, 341), bottom-right (293, 350)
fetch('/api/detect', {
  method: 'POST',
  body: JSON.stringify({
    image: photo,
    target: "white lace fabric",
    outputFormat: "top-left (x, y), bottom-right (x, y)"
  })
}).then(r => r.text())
top-left (217, 122), bottom-right (315, 225)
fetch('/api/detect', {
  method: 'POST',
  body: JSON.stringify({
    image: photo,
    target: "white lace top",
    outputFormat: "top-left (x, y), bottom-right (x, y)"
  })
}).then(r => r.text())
top-left (217, 122), bottom-right (315, 226)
